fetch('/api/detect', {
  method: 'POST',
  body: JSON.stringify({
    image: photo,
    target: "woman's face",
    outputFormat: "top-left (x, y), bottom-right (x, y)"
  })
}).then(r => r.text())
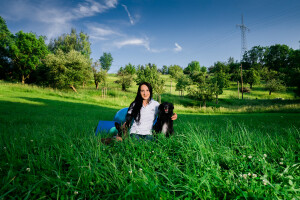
top-left (140, 84), bottom-right (150, 101)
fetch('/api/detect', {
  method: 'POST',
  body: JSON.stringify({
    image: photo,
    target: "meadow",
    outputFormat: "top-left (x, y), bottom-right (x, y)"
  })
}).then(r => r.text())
top-left (0, 79), bottom-right (299, 199)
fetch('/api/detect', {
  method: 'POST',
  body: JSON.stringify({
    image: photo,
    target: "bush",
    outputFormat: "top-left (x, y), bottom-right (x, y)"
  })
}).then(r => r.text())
top-left (240, 87), bottom-right (251, 93)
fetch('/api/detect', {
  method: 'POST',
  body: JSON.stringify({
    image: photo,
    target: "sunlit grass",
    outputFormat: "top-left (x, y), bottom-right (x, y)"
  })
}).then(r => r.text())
top-left (221, 83), bottom-right (296, 100)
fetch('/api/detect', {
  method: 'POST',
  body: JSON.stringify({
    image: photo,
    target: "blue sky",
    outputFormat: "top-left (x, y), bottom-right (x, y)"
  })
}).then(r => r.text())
top-left (1, 0), bottom-right (300, 73)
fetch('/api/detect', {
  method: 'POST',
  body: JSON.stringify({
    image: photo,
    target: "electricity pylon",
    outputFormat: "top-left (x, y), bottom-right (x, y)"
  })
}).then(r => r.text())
top-left (237, 15), bottom-right (250, 59)
top-left (236, 15), bottom-right (249, 99)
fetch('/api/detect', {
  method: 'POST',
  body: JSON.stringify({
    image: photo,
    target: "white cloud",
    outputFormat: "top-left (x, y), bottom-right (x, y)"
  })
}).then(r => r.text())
top-left (112, 38), bottom-right (171, 53)
top-left (111, 37), bottom-right (182, 53)
top-left (90, 26), bottom-right (119, 36)
top-left (174, 43), bottom-right (182, 52)
top-left (105, 0), bottom-right (118, 8)
top-left (0, 0), bottom-right (120, 40)
top-left (122, 4), bottom-right (134, 25)
top-left (1, 0), bottom-right (179, 56)
top-left (114, 38), bottom-right (150, 50)
top-left (87, 24), bottom-right (122, 41)
top-left (74, 0), bottom-right (117, 17)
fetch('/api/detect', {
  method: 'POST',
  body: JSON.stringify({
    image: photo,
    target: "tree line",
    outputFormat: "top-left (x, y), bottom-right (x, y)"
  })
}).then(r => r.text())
top-left (169, 44), bottom-right (300, 105)
top-left (117, 47), bottom-right (300, 106)
top-left (1, 16), bottom-right (299, 105)
top-left (0, 16), bottom-right (113, 93)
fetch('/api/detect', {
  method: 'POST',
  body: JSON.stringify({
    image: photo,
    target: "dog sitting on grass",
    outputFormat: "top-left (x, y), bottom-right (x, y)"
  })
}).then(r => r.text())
top-left (153, 102), bottom-right (174, 137)
top-left (114, 122), bottom-right (129, 138)
top-left (100, 122), bottom-right (128, 145)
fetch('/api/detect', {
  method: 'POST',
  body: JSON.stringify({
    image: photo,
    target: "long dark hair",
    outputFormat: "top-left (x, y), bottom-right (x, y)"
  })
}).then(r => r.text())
top-left (129, 82), bottom-right (153, 123)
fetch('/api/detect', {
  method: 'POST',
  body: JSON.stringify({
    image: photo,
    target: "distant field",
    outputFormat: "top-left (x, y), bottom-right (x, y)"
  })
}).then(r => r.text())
top-left (0, 81), bottom-right (299, 199)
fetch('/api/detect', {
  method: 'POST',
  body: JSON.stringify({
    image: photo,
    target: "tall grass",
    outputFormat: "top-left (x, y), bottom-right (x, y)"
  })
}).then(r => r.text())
top-left (0, 82), bottom-right (299, 199)
top-left (1, 115), bottom-right (299, 199)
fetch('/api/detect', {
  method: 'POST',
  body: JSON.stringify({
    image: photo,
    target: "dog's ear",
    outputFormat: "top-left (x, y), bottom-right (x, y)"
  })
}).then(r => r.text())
top-left (115, 122), bottom-right (120, 129)
top-left (170, 103), bottom-right (174, 110)
top-left (158, 104), bottom-right (163, 112)
top-left (115, 122), bottom-right (121, 134)
top-left (159, 103), bottom-right (163, 109)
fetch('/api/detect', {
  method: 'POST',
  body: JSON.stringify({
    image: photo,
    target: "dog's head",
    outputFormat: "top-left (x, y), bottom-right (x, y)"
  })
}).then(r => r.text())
top-left (158, 102), bottom-right (174, 116)
top-left (115, 122), bottom-right (128, 137)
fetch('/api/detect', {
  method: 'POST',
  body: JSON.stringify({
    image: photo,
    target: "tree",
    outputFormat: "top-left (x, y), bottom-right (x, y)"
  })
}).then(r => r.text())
top-left (183, 61), bottom-right (201, 75)
top-left (208, 61), bottom-right (230, 74)
top-left (162, 65), bottom-right (168, 74)
top-left (175, 74), bottom-right (191, 96)
top-left (291, 67), bottom-right (300, 96)
top-left (48, 28), bottom-right (91, 59)
top-left (167, 65), bottom-right (183, 94)
top-left (264, 44), bottom-right (291, 72)
top-left (115, 66), bottom-right (133, 91)
top-left (211, 70), bottom-right (230, 104)
top-left (99, 52), bottom-right (113, 71)
top-left (288, 49), bottom-right (300, 96)
top-left (92, 61), bottom-right (107, 90)
top-left (188, 72), bottom-right (213, 107)
top-left (264, 69), bottom-right (279, 82)
top-left (265, 79), bottom-right (286, 95)
top-left (288, 49), bottom-right (300, 72)
top-left (200, 66), bottom-right (207, 73)
top-left (244, 68), bottom-right (260, 89)
top-left (189, 71), bottom-right (205, 84)
top-left (152, 78), bottom-right (165, 103)
top-left (242, 46), bottom-right (265, 70)
top-left (47, 28), bottom-right (92, 87)
top-left (9, 31), bottom-right (49, 84)
top-left (44, 49), bottom-right (92, 92)
top-left (228, 58), bottom-right (241, 81)
top-left (0, 16), bottom-right (14, 80)
top-left (135, 64), bottom-right (158, 84)
top-left (287, 49), bottom-right (300, 87)
top-left (123, 63), bottom-right (136, 75)
top-left (168, 65), bottom-right (183, 80)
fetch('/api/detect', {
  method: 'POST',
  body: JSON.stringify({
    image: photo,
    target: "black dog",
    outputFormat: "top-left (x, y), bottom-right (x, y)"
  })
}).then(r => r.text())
top-left (153, 102), bottom-right (174, 137)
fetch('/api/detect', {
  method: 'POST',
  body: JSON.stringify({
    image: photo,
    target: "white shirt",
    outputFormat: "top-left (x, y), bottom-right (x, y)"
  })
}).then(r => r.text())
top-left (128, 99), bottom-right (159, 135)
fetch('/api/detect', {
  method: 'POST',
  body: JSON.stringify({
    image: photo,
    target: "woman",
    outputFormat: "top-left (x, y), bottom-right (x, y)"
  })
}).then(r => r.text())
top-left (120, 82), bottom-right (177, 141)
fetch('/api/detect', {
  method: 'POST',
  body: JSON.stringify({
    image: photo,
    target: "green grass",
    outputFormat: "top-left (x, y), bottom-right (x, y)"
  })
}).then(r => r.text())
top-left (222, 83), bottom-right (296, 100)
top-left (0, 82), bottom-right (299, 199)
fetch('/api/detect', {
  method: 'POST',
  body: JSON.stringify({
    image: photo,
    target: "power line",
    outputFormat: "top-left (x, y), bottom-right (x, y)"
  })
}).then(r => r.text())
top-left (236, 14), bottom-right (250, 59)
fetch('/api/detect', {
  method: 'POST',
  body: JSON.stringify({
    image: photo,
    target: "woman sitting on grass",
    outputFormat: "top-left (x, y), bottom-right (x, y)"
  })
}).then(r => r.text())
top-left (117, 82), bottom-right (177, 141)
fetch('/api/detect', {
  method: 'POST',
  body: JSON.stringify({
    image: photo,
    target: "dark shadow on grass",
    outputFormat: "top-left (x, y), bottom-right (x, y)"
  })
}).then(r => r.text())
top-left (0, 97), bottom-right (120, 137)
top-left (21, 97), bottom-right (119, 118)
top-left (175, 113), bottom-right (300, 136)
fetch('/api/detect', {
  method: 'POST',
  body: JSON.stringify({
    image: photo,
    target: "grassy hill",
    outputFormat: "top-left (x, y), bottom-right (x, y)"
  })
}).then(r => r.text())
top-left (0, 81), bottom-right (299, 199)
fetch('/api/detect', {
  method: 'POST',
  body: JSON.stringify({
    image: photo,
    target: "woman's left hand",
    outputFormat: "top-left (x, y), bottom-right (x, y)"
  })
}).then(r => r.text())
top-left (171, 113), bottom-right (177, 120)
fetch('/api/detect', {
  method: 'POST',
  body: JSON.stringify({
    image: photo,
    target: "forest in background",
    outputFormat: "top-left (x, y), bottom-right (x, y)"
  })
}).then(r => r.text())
top-left (1, 16), bottom-right (300, 107)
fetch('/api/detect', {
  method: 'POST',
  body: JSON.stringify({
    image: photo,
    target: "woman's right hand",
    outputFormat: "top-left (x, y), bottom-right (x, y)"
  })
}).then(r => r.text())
top-left (171, 113), bottom-right (177, 120)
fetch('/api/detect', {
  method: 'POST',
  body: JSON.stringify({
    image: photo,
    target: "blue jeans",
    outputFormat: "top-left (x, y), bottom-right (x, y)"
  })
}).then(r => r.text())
top-left (130, 134), bottom-right (154, 141)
